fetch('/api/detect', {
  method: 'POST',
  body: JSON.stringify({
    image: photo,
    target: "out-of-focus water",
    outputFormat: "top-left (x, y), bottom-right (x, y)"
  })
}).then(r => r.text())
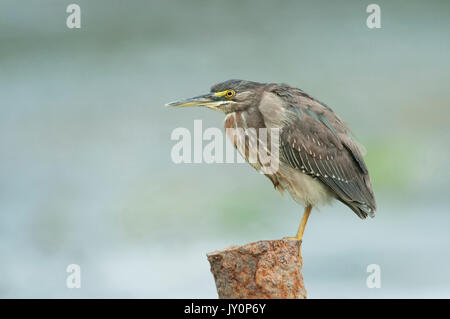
top-left (1, 0), bottom-right (449, 298)
top-left (2, 202), bottom-right (450, 298)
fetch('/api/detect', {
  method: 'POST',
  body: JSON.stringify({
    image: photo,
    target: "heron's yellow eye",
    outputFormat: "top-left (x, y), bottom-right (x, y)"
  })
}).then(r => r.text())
top-left (225, 90), bottom-right (235, 99)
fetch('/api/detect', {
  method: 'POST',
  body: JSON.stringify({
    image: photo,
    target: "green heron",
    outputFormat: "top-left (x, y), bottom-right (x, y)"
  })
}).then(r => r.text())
top-left (166, 80), bottom-right (376, 242)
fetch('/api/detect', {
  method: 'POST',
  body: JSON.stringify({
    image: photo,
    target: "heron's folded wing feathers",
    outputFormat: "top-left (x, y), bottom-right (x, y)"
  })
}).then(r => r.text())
top-left (271, 85), bottom-right (376, 218)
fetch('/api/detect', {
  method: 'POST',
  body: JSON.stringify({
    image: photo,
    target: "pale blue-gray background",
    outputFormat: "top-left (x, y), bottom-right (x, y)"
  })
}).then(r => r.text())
top-left (1, 0), bottom-right (449, 298)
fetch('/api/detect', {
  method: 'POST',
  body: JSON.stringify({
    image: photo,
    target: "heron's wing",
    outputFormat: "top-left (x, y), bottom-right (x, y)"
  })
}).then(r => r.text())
top-left (271, 85), bottom-right (376, 218)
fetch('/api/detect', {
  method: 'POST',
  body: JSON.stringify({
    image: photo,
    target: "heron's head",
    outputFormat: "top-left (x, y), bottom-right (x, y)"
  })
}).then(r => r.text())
top-left (166, 79), bottom-right (263, 113)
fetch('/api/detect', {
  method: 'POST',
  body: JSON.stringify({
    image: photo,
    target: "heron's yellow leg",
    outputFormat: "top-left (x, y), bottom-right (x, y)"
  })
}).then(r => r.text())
top-left (295, 204), bottom-right (312, 241)
top-left (283, 204), bottom-right (312, 241)
top-left (283, 205), bottom-right (312, 258)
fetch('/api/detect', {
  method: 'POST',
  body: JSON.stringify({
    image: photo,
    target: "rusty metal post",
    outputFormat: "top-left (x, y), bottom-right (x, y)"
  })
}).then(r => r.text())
top-left (207, 239), bottom-right (306, 299)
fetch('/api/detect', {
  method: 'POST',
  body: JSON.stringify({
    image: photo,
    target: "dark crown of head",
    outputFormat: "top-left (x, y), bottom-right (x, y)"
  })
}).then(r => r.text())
top-left (210, 79), bottom-right (263, 93)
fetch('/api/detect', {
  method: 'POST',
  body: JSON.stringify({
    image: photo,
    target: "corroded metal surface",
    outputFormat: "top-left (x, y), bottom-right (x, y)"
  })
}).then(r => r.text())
top-left (207, 239), bottom-right (306, 299)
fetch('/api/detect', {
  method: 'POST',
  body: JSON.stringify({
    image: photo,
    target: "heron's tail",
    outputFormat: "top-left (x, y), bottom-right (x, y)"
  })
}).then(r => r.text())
top-left (345, 201), bottom-right (376, 219)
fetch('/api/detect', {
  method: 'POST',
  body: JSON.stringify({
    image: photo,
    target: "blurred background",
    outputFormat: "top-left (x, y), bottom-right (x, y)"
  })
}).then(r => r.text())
top-left (1, 0), bottom-right (449, 298)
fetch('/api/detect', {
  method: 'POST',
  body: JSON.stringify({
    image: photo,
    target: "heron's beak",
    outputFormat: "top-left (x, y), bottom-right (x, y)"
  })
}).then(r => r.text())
top-left (165, 93), bottom-right (228, 111)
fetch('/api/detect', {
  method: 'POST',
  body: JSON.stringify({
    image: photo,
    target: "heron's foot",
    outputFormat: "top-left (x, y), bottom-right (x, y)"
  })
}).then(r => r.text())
top-left (282, 236), bottom-right (301, 241)
top-left (282, 236), bottom-right (302, 258)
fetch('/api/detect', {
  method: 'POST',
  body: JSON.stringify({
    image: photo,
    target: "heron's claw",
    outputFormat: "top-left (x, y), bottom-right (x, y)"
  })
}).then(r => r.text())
top-left (282, 236), bottom-right (300, 241)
